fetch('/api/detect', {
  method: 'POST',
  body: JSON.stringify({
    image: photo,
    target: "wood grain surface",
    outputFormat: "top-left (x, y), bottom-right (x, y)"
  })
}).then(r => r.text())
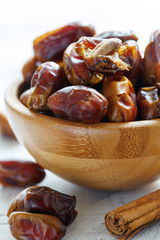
top-left (5, 80), bottom-right (160, 190)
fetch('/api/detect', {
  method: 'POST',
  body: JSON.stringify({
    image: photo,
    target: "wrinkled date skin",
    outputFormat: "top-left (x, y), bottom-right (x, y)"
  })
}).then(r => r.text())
top-left (74, 37), bottom-right (139, 75)
top-left (143, 30), bottom-right (160, 86)
top-left (8, 212), bottom-right (66, 240)
top-left (123, 40), bottom-right (142, 88)
top-left (7, 186), bottom-right (77, 226)
top-left (102, 75), bottom-right (137, 122)
top-left (137, 86), bottom-right (160, 120)
top-left (96, 30), bottom-right (138, 42)
top-left (63, 43), bottom-right (104, 85)
top-left (0, 161), bottom-right (45, 187)
top-left (27, 62), bottom-right (68, 111)
top-left (22, 57), bottom-right (41, 84)
top-left (47, 86), bottom-right (108, 123)
top-left (33, 21), bottom-right (95, 62)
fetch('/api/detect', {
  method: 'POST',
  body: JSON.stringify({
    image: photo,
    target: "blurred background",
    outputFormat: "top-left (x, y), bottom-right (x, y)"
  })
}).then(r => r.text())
top-left (0, 0), bottom-right (160, 111)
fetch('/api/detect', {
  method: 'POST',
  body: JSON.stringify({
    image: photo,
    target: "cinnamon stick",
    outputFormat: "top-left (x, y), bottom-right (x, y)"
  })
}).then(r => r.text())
top-left (105, 189), bottom-right (160, 240)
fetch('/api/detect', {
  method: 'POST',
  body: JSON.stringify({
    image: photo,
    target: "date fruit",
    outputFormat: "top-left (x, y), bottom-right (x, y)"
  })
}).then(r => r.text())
top-left (7, 186), bottom-right (77, 226)
top-left (20, 88), bottom-right (31, 107)
top-left (47, 86), bottom-right (108, 123)
top-left (143, 30), bottom-right (160, 86)
top-left (63, 43), bottom-right (104, 85)
top-left (96, 30), bottom-right (138, 42)
top-left (8, 212), bottom-right (66, 240)
top-left (33, 21), bottom-right (95, 62)
top-left (75, 37), bottom-right (131, 73)
top-left (0, 161), bottom-right (45, 187)
top-left (137, 86), bottom-right (160, 120)
top-left (27, 62), bottom-right (67, 111)
top-left (102, 75), bottom-right (137, 122)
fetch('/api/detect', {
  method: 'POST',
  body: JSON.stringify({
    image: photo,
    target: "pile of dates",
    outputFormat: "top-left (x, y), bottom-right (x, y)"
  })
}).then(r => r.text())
top-left (7, 185), bottom-right (77, 239)
top-left (20, 21), bottom-right (160, 123)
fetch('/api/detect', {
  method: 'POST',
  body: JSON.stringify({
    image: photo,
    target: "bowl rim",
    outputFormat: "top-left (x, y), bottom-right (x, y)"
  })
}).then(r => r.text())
top-left (5, 78), bottom-right (160, 129)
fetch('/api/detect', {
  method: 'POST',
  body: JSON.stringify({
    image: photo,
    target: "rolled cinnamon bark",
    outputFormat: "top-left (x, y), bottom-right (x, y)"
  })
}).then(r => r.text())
top-left (105, 189), bottom-right (160, 240)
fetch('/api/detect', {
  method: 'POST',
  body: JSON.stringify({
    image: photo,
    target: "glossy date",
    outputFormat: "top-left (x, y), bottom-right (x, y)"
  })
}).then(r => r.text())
top-left (102, 75), bottom-right (137, 122)
top-left (96, 30), bottom-right (138, 42)
top-left (143, 30), bottom-right (160, 86)
top-left (27, 62), bottom-right (67, 111)
top-left (33, 21), bottom-right (95, 62)
top-left (137, 86), bottom-right (160, 120)
top-left (0, 161), bottom-right (45, 187)
top-left (8, 212), bottom-right (66, 240)
top-left (47, 86), bottom-right (108, 123)
top-left (63, 43), bottom-right (104, 85)
top-left (7, 186), bottom-right (77, 226)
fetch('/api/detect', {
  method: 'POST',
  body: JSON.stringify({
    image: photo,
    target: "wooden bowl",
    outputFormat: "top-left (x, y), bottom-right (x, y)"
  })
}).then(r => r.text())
top-left (5, 79), bottom-right (160, 190)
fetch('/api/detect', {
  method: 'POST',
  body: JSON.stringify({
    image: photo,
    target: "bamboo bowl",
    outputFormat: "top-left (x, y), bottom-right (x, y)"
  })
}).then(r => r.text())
top-left (5, 79), bottom-right (160, 190)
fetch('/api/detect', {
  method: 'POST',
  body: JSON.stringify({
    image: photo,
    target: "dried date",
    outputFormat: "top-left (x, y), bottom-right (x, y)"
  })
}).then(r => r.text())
top-left (96, 30), bottom-right (138, 42)
top-left (27, 62), bottom-right (68, 111)
top-left (137, 86), bottom-right (160, 120)
top-left (102, 75), bottom-right (137, 122)
top-left (0, 161), bottom-right (45, 187)
top-left (33, 21), bottom-right (95, 62)
top-left (143, 30), bottom-right (160, 86)
top-left (63, 43), bottom-right (104, 85)
top-left (7, 186), bottom-right (77, 226)
top-left (19, 88), bottom-right (31, 107)
top-left (8, 212), bottom-right (66, 240)
top-left (74, 37), bottom-right (131, 73)
top-left (47, 86), bottom-right (108, 123)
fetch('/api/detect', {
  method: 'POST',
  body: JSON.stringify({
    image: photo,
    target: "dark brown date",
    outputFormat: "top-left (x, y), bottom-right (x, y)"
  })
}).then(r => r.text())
top-left (63, 43), bottom-right (104, 85)
top-left (0, 161), bottom-right (45, 187)
top-left (33, 21), bottom-right (95, 62)
top-left (27, 62), bottom-right (68, 111)
top-left (96, 30), bottom-right (138, 42)
top-left (47, 86), bottom-right (108, 123)
top-left (143, 30), bottom-right (160, 86)
top-left (8, 212), bottom-right (66, 240)
top-left (74, 37), bottom-right (133, 73)
top-left (123, 40), bottom-right (142, 88)
top-left (137, 86), bottom-right (160, 120)
top-left (22, 57), bottom-right (41, 84)
top-left (102, 75), bottom-right (137, 122)
top-left (7, 186), bottom-right (77, 226)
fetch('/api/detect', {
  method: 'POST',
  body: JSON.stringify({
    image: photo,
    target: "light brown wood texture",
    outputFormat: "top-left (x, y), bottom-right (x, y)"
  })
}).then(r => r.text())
top-left (4, 79), bottom-right (160, 190)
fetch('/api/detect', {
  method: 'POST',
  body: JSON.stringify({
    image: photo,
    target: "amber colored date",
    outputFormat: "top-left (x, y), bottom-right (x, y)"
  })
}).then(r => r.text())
top-left (22, 57), bottom-right (41, 84)
top-left (33, 21), bottom-right (95, 62)
top-left (137, 86), bottom-right (160, 120)
top-left (47, 86), bottom-right (108, 123)
top-left (74, 37), bottom-right (132, 73)
top-left (63, 43), bottom-right (104, 85)
top-left (7, 186), bottom-right (77, 226)
top-left (123, 40), bottom-right (142, 88)
top-left (143, 30), bottom-right (160, 86)
top-left (27, 62), bottom-right (68, 111)
top-left (102, 75), bottom-right (137, 122)
top-left (96, 30), bottom-right (138, 42)
top-left (8, 212), bottom-right (66, 240)
top-left (0, 161), bottom-right (45, 187)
